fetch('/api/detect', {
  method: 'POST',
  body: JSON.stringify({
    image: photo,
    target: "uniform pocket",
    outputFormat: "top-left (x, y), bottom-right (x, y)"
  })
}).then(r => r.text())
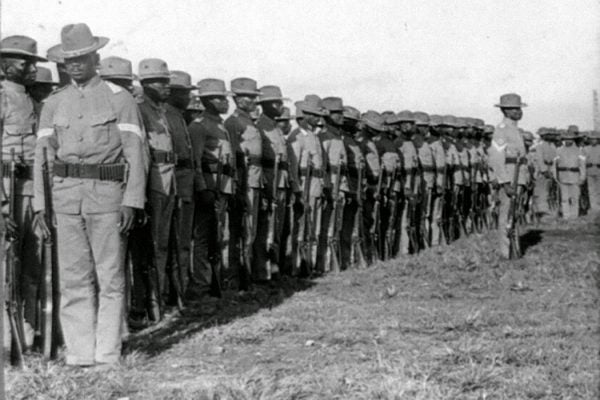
top-left (90, 112), bottom-right (117, 146)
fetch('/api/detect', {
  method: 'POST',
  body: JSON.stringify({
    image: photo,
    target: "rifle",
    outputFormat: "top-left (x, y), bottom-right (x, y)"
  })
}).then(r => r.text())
top-left (437, 159), bottom-right (448, 245)
top-left (266, 153), bottom-right (282, 264)
top-left (41, 147), bottom-right (60, 359)
top-left (6, 149), bottom-right (25, 366)
top-left (369, 165), bottom-right (383, 260)
top-left (326, 158), bottom-right (344, 273)
top-left (210, 145), bottom-right (224, 297)
top-left (406, 162), bottom-right (420, 254)
top-left (296, 153), bottom-right (313, 276)
top-left (351, 160), bottom-right (368, 269)
top-left (384, 164), bottom-right (399, 260)
top-left (507, 153), bottom-right (522, 259)
top-left (239, 150), bottom-right (252, 290)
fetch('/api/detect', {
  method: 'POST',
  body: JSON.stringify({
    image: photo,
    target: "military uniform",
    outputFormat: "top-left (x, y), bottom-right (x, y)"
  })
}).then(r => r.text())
top-left (34, 24), bottom-right (146, 365)
top-left (586, 132), bottom-right (600, 210)
top-left (187, 80), bottom-right (234, 297)
top-left (487, 94), bottom-right (529, 258)
top-left (552, 134), bottom-right (586, 219)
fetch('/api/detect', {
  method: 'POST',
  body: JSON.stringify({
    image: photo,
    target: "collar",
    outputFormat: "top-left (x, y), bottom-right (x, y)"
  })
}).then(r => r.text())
top-left (234, 108), bottom-right (252, 120)
top-left (165, 102), bottom-right (184, 115)
top-left (203, 111), bottom-right (223, 123)
top-left (502, 117), bottom-right (518, 127)
top-left (257, 113), bottom-right (277, 130)
top-left (1, 80), bottom-right (26, 93)
top-left (143, 93), bottom-right (164, 111)
top-left (73, 74), bottom-right (102, 91)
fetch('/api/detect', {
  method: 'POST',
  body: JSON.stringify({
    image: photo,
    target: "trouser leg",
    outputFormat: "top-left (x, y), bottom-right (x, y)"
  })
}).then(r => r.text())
top-left (430, 194), bottom-right (442, 246)
top-left (587, 177), bottom-right (600, 210)
top-left (317, 195), bottom-right (332, 273)
top-left (148, 191), bottom-right (175, 300)
top-left (340, 193), bottom-right (357, 270)
top-left (175, 197), bottom-right (194, 293)
top-left (497, 189), bottom-right (510, 259)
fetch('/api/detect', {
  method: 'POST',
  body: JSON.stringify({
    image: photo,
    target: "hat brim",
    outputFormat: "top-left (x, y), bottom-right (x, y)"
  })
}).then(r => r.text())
top-left (60, 36), bottom-right (109, 59)
top-left (0, 49), bottom-right (47, 62)
top-left (100, 73), bottom-right (133, 81)
top-left (232, 90), bottom-right (262, 96)
top-left (198, 91), bottom-right (233, 97)
top-left (365, 120), bottom-right (386, 132)
top-left (170, 84), bottom-right (198, 90)
top-left (494, 103), bottom-right (527, 108)
top-left (257, 96), bottom-right (290, 103)
top-left (301, 106), bottom-right (327, 117)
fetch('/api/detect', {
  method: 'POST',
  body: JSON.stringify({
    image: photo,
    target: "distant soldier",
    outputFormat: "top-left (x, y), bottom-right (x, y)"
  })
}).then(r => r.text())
top-left (224, 77), bottom-right (263, 288)
top-left (184, 94), bottom-right (204, 125)
top-left (99, 56), bottom-right (135, 93)
top-left (28, 66), bottom-right (60, 115)
top-left (166, 71), bottom-right (196, 295)
top-left (439, 115), bottom-right (460, 241)
top-left (428, 115), bottom-right (447, 245)
top-left (34, 23), bottom-right (146, 366)
top-left (276, 106), bottom-right (293, 137)
top-left (1, 34), bottom-right (47, 349)
top-left (488, 93), bottom-right (529, 259)
top-left (586, 131), bottom-right (600, 211)
top-left (552, 130), bottom-right (586, 219)
top-left (413, 111), bottom-right (435, 247)
top-left (255, 86), bottom-right (294, 280)
top-left (45, 44), bottom-right (71, 87)
top-left (288, 95), bottom-right (327, 276)
top-left (187, 79), bottom-right (234, 300)
top-left (319, 97), bottom-right (347, 272)
top-left (137, 59), bottom-right (177, 310)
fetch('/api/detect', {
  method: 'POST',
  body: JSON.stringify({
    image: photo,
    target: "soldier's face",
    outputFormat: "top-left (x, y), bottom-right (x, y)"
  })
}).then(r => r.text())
top-left (564, 139), bottom-right (574, 147)
top-left (417, 125), bottom-right (429, 136)
top-left (261, 100), bottom-right (283, 118)
top-left (328, 111), bottom-right (344, 126)
top-left (234, 94), bottom-right (258, 113)
top-left (277, 119), bottom-right (291, 135)
top-left (304, 113), bottom-right (321, 127)
top-left (503, 107), bottom-right (523, 121)
top-left (2, 57), bottom-right (37, 85)
top-left (169, 88), bottom-right (191, 109)
top-left (399, 122), bottom-right (413, 134)
top-left (143, 78), bottom-right (171, 102)
top-left (343, 118), bottom-right (358, 133)
top-left (203, 95), bottom-right (229, 114)
top-left (64, 53), bottom-right (99, 83)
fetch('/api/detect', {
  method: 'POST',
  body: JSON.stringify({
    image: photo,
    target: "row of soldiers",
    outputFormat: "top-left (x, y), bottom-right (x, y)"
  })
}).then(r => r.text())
top-left (0, 24), bottom-right (597, 369)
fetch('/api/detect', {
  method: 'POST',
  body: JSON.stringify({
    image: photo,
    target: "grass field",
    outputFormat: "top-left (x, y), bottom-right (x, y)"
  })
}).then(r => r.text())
top-left (6, 214), bottom-right (600, 399)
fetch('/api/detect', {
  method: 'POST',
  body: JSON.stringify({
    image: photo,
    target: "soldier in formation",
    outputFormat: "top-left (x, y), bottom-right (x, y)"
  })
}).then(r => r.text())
top-left (0, 22), bottom-right (596, 368)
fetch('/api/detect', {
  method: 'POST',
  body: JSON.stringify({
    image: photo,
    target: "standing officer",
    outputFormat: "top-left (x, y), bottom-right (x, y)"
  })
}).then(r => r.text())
top-left (165, 71), bottom-right (195, 296)
top-left (187, 79), bottom-right (234, 300)
top-left (255, 86), bottom-right (293, 280)
top-left (488, 93), bottom-right (529, 259)
top-left (137, 59), bottom-right (177, 309)
top-left (288, 95), bottom-right (326, 276)
top-left (552, 130), bottom-right (586, 219)
top-left (33, 23), bottom-right (146, 366)
top-left (224, 77), bottom-right (263, 288)
top-left (1, 35), bottom-right (46, 349)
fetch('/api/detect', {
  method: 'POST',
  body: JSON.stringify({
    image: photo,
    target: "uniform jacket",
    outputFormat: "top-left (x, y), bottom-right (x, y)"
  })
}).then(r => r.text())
top-left (488, 117), bottom-right (529, 186)
top-left (33, 75), bottom-right (146, 213)
top-left (398, 140), bottom-right (417, 191)
top-left (355, 133), bottom-right (380, 184)
top-left (416, 142), bottom-right (435, 189)
top-left (188, 112), bottom-right (234, 194)
top-left (535, 140), bottom-right (557, 174)
top-left (138, 95), bottom-right (176, 196)
top-left (165, 103), bottom-right (194, 200)
top-left (1, 80), bottom-right (38, 195)
top-left (289, 124), bottom-right (324, 197)
top-left (224, 109), bottom-right (263, 190)
top-left (256, 114), bottom-right (293, 192)
top-left (340, 132), bottom-right (365, 194)
top-left (586, 144), bottom-right (600, 177)
top-left (552, 144), bottom-right (586, 184)
top-left (320, 124), bottom-right (347, 192)
top-left (429, 139), bottom-right (446, 188)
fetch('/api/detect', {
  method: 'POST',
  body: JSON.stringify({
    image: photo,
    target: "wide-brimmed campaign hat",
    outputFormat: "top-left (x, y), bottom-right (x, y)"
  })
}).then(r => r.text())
top-left (257, 85), bottom-right (289, 103)
top-left (395, 110), bottom-right (415, 123)
top-left (0, 35), bottom-right (47, 61)
top-left (343, 106), bottom-right (361, 121)
top-left (301, 94), bottom-right (328, 116)
top-left (138, 58), bottom-right (170, 81)
top-left (362, 110), bottom-right (386, 132)
top-left (561, 130), bottom-right (577, 140)
top-left (495, 93), bottom-right (527, 108)
top-left (276, 107), bottom-right (293, 121)
top-left (34, 66), bottom-right (59, 85)
top-left (57, 23), bottom-right (109, 59)
top-left (170, 70), bottom-right (196, 89)
top-left (100, 56), bottom-right (133, 80)
top-left (413, 111), bottom-right (430, 126)
top-left (429, 115), bottom-right (443, 127)
top-left (440, 115), bottom-right (458, 127)
top-left (231, 77), bottom-right (262, 96)
top-left (322, 97), bottom-right (344, 112)
top-left (196, 78), bottom-right (232, 97)
top-left (187, 94), bottom-right (205, 111)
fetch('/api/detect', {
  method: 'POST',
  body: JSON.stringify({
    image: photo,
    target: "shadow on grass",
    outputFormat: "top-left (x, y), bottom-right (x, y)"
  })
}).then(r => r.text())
top-left (519, 229), bottom-right (543, 254)
top-left (125, 276), bottom-right (315, 357)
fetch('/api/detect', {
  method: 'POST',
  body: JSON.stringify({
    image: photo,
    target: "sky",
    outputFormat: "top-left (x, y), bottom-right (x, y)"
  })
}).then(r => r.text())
top-left (2, 0), bottom-right (599, 131)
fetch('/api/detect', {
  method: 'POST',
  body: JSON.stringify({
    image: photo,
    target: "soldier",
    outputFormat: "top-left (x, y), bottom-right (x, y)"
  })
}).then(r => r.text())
top-left (488, 93), bottom-right (529, 259)
top-left (276, 106), bottom-right (293, 137)
top-left (288, 95), bottom-right (326, 276)
top-left (552, 130), bottom-right (586, 219)
top-left (255, 86), bottom-right (293, 280)
top-left (532, 128), bottom-right (557, 218)
top-left (427, 114), bottom-right (447, 246)
top-left (137, 59), bottom-right (177, 312)
top-left (339, 106), bottom-right (366, 269)
top-left (28, 66), bottom-right (60, 115)
top-left (0, 34), bottom-right (46, 350)
top-left (439, 115), bottom-right (462, 241)
top-left (224, 77), bottom-right (263, 288)
top-left (99, 56), bottom-right (135, 93)
top-left (586, 131), bottom-right (600, 211)
top-left (413, 111), bottom-right (435, 248)
top-left (184, 93), bottom-right (204, 125)
top-left (165, 71), bottom-right (196, 296)
top-left (187, 79), bottom-right (234, 300)
top-left (319, 97), bottom-right (347, 272)
top-left (454, 117), bottom-right (472, 234)
top-left (33, 23), bottom-right (145, 366)
top-left (45, 44), bottom-right (71, 87)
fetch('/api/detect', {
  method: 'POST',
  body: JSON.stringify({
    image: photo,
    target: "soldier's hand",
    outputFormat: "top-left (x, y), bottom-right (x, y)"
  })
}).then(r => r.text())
top-left (33, 211), bottom-right (50, 240)
top-left (120, 206), bottom-right (136, 234)
top-left (135, 208), bottom-right (149, 227)
top-left (503, 183), bottom-right (515, 197)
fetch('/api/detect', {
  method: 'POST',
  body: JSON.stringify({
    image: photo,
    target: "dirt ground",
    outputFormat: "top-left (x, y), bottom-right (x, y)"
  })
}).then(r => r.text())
top-left (6, 214), bottom-right (600, 399)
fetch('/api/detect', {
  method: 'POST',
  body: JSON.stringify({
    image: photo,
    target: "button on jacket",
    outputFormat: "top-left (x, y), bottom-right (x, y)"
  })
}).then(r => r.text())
top-left (33, 76), bottom-right (146, 214)
top-left (488, 117), bottom-right (529, 186)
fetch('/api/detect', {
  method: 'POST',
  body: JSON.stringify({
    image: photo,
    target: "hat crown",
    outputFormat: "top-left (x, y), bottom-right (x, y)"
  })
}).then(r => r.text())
top-left (441, 115), bottom-right (457, 126)
top-left (258, 85), bottom-right (284, 101)
top-left (100, 56), bottom-right (133, 79)
top-left (496, 92), bottom-right (526, 108)
top-left (61, 23), bottom-right (95, 53)
top-left (429, 115), bottom-right (442, 126)
top-left (396, 110), bottom-right (415, 122)
top-left (362, 110), bottom-right (386, 131)
top-left (278, 107), bottom-right (291, 120)
top-left (322, 96), bottom-right (344, 111)
top-left (300, 95), bottom-right (327, 116)
top-left (567, 124), bottom-right (579, 133)
top-left (413, 111), bottom-right (430, 125)
top-left (170, 70), bottom-right (193, 88)
top-left (197, 78), bottom-right (227, 96)
top-left (187, 94), bottom-right (205, 111)
top-left (35, 66), bottom-right (53, 83)
top-left (343, 106), bottom-right (361, 120)
top-left (46, 44), bottom-right (64, 63)
top-left (138, 58), bottom-right (169, 80)
top-left (0, 35), bottom-right (39, 57)
top-left (231, 77), bottom-right (259, 94)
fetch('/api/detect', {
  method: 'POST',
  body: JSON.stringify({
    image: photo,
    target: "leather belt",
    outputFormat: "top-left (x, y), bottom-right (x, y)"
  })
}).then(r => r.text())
top-left (1, 162), bottom-right (34, 180)
top-left (262, 158), bottom-right (289, 171)
top-left (201, 161), bottom-right (235, 177)
top-left (247, 155), bottom-right (262, 167)
top-left (505, 157), bottom-right (528, 165)
top-left (421, 165), bottom-right (437, 173)
top-left (176, 158), bottom-right (193, 169)
top-left (54, 162), bottom-right (127, 182)
top-left (557, 167), bottom-right (580, 172)
top-left (151, 149), bottom-right (176, 164)
top-left (299, 168), bottom-right (323, 178)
